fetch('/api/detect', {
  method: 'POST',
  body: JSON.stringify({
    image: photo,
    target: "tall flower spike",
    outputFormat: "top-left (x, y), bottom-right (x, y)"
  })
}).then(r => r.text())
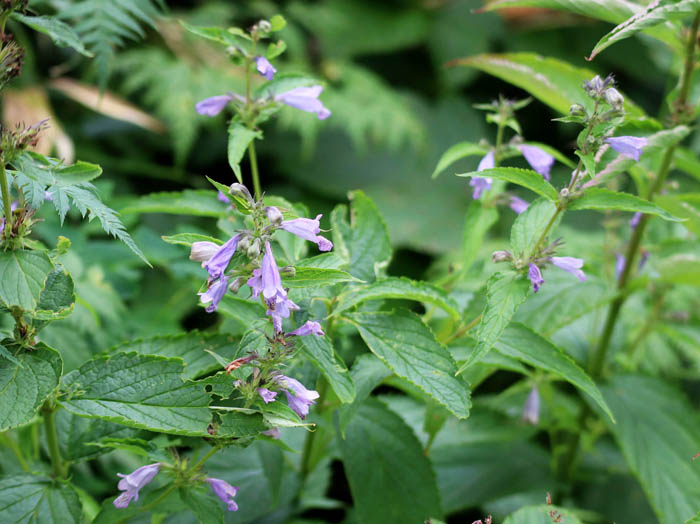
top-left (195, 94), bottom-right (234, 116)
top-left (519, 145), bottom-right (554, 180)
top-left (605, 136), bottom-right (648, 162)
top-left (275, 85), bottom-right (331, 120)
top-left (550, 256), bottom-right (586, 282)
top-left (528, 263), bottom-right (544, 292)
top-left (470, 151), bottom-right (494, 200)
top-left (199, 277), bottom-right (229, 313)
top-left (113, 463), bottom-right (161, 508)
top-left (254, 56), bottom-right (277, 80)
top-left (522, 387), bottom-right (540, 425)
top-left (206, 478), bottom-right (239, 511)
top-left (272, 375), bottom-right (319, 419)
top-left (204, 234), bottom-right (242, 280)
top-left (279, 214), bottom-right (333, 251)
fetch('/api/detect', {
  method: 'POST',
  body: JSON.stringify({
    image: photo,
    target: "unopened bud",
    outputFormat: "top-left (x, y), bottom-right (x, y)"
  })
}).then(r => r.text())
top-left (247, 237), bottom-right (261, 258)
top-left (569, 104), bottom-right (586, 118)
top-left (522, 386), bottom-right (540, 425)
top-left (603, 87), bottom-right (624, 111)
top-left (559, 187), bottom-right (569, 198)
top-left (280, 266), bottom-right (296, 277)
top-left (229, 183), bottom-right (253, 203)
top-left (265, 206), bottom-right (283, 225)
top-left (190, 241), bottom-right (219, 264)
top-left (237, 235), bottom-right (250, 252)
top-left (228, 276), bottom-right (243, 293)
top-left (492, 250), bottom-right (512, 263)
top-left (258, 19), bottom-right (272, 33)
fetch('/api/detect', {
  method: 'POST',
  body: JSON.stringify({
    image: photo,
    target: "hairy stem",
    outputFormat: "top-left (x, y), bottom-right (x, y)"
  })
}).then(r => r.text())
top-left (248, 140), bottom-right (262, 200)
top-left (42, 402), bottom-right (67, 479)
top-left (0, 163), bottom-right (13, 242)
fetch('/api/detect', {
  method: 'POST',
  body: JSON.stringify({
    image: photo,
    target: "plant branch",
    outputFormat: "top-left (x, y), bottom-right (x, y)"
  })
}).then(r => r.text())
top-left (42, 402), bottom-right (67, 479)
top-left (248, 140), bottom-right (262, 200)
top-left (0, 163), bottom-right (13, 242)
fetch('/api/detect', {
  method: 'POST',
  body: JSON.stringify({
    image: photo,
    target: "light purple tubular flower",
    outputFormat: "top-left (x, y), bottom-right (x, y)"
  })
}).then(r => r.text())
top-left (519, 145), bottom-right (554, 180)
top-left (266, 294), bottom-right (300, 333)
top-left (522, 386), bottom-right (540, 425)
top-left (217, 190), bottom-right (229, 203)
top-left (199, 276), bottom-right (229, 313)
top-left (206, 478), bottom-right (239, 512)
top-left (247, 268), bottom-right (263, 298)
top-left (528, 263), bottom-right (544, 292)
top-left (629, 212), bottom-right (642, 229)
top-left (254, 56), bottom-right (277, 81)
top-left (280, 214), bottom-right (333, 251)
top-left (113, 463), bottom-right (161, 508)
top-left (289, 320), bottom-right (324, 337)
top-left (204, 234), bottom-right (241, 280)
top-left (261, 242), bottom-right (286, 300)
top-left (470, 151), bottom-right (494, 200)
top-left (273, 375), bottom-right (319, 419)
top-left (615, 253), bottom-right (626, 280)
top-left (605, 136), bottom-right (648, 162)
top-left (262, 427), bottom-right (281, 439)
top-left (275, 85), bottom-right (331, 120)
top-left (509, 196), bottom-right (529, 214)
top-left (257, 387), bottom-right (277, 404)
top-left (550, 256), bottom-right (586, 282)
top-left (195, 94), bottom-right (234, 117)
top-left (266, 206), bottom-right (284, 225)
top-left (190, 241), bottom-right (220, 266)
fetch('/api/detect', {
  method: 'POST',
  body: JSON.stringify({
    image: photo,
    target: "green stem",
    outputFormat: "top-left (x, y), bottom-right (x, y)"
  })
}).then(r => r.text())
top-left (0, 432), bottom-right (29, 472)
top-left (0, 163), bottom-right (13, 242)
top-left (189, 445), bottom-right (219, 472)
top-left (42, 402), bottom-right (66, 479)
top-left (300, 377), bottom-right (328, 479)
top-left (248, 140), bottom-right (262, 200)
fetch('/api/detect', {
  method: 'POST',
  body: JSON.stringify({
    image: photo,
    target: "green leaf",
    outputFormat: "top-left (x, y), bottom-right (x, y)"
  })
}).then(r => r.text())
top-left (568, 188), bottom-right (682, 221)
top-left (339, 399), bottom-right (443, 524)
top-left (458, 271), bottom-right (531, 373)
top-left (347, 310), bottom-right (470, 419)
top-left (461, 199), bottom-right (499, 275)
top-left (0, 343), bottom-right (62, 431)
top-left (657, 254), bottom-right (700, 285)
top-left (589, 0), bottom-right (699, 60)
top-left (161, 232), bottom-right (223, 247)
top-left (495, 323), bottom-right (614, 421)
top-left (432, 141), bottom-right (487, 178)
top-left (330, 191), bottom-right (392, 282)
top-left (217, 296), bottom-right (266, 328)
top-left (282, 267), bottom-right (358, 288)
top-left (180, 486), bottom-right (225, 524)
top-left (0, 475), bottom-right (82, 523)
top-left (510, 198), bottom-right (558, 260)
top-left (503, 504), bottom-right (583, 524)
top-left (228, 121), bottom-right (259, 184)
top-left (121, 190), bottom-right (228, 217)
top-left (12, 13), bottom-right (92, 56)
top-left (34, 268), bottom-right (75, 320)
top-left (457, 167), bottom-right (559, 201)
top-left (333, 277), bottom-right (461, 320)
top-left (214, 410), bottom-right (267, 438)
top-left (656, 194), bottom-right (700, 236)
top-left (297, 335), bottom-right (355, 403)
top-left (599, 375), bottom-right (700, 524)
top-left (12, 152), bottom-right (102, 194)
top-left (61, 352), bottom-right (214, 436)
top-left (111, 332), bottom-right (239, 379)
top-left (0, 250), bottom-right (54, 311)
top-left (453, 53), bottom-right (649, 118)
top-left (675, 147), bottom-right (700, 183)
top-left (0, 343), bottom-right (21, 367)
top-left (338, 354), bottom-right (391, 432)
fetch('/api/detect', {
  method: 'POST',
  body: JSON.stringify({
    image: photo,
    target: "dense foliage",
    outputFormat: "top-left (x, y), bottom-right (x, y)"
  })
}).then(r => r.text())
top-left (1, 1), bottom-right (700, 523)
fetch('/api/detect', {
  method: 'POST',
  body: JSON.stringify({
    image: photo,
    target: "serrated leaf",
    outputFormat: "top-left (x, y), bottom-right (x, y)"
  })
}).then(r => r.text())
top-left (0, 250), bottom-right (54, 311)
top-left (510, 198), bottom-right (559, 259)
top-left (61, 352), bottom-right (214, 436)
top-left (11, 151), bottom-right (102, 191)
top-left (161, 232), bottom-right (223, 247)
top-left (568, 187), bottom-right (682, 221)
top-left (13, 13), bottom-right (92, 56)
top-left (347, 310), bottom-right (470, 419)
top-left (495, 323), bottom-right (614, 421)
top-left (338, 354), bottom-right (391, 432)
top-left (0, 343), bottom-right (62, 431)
top-left (180, 486), bottom-right (226, 524)
top-left (461, 199), bottom-right (499, 275)
top-left (0, 475), bottom-right (82, 523)
top-left (332, 277), bottom-right (460, 320)
top-left (228, 121), bottom-right (259, 184)
top-left (0, 343), bottom-right (21, 367)
top-left (330, 191), bottom-right (391, 282)
top-left (598, 375), bottom-right (700, 524)
top-left (34, 268), bottom-right (75, 321)
top-left (121, 189), bottom-right (228, 217)
top-left (432, 141), bottom-right (487, 178)
top-left (589, 0), bottom-right (699, 60)
top-left (282, 267), bottom-right (358, 288)
top-left (111, 332), bottom-right (239, 379)
top-left (503, 504), bottom-right (583, 524)
top-left (457, 167), bottom-right (559, 201)
top-left (217, 296), bottom-right (266, 328)
top-left (657, 254), bottom-right (700, 285)
top-left (297, 335), bottom-right (355, 403)
top-left (458, 271), bottom-right (531, 373)
top-left (339, 399), bottom-right (443, 524)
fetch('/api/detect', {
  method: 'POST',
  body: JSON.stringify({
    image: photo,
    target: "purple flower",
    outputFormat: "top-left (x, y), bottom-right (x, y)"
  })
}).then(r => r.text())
top-left (195, 94), bottom-right (234, 116)
top-left (260, 242), bottom-right (286, 301)
top-left (550, 256), bottom-right (586, 282)
top-left (113, 463), bottom-right (160, 508)
top-left (199, 276), bottom-right (229, 313)
top-left (522, 387), bottom-right (540, 425)
top-left (605, 136), bottom-right (648, 161)
top-left (0, 202), bottom-right (18, 236)
top-left (266, 294), bottom-right (300, 333)
top-left (247, 268), bottom-right (263, 298)
top-left (469, 151), bottom-right (494, 200)
top-left (262, 427), bottom-right (281, 439)
top-left (190, 241), bottom-right (220, 266)
top-left (509, 196), bottom-right (529, 214)
top-left (478, 150), bottom-right (495, 172)
top-left (519, 145), bottom-right (554, 180)
top-left (289, 320), bottom-right (324, 337)
top-left (275, 85), bottom-right (331, 120)
top-left (254, 56), bottom-right (276, 80)
top-left (217, 190), bottom-right (229, 203)
top-left (629, 212), bottom-right (642, 229)
top-left (528, 263), bottom-right (544, 292)
top-left (265, 206), bottom-right (284, 225)
top-left (615, 253), bottom-right (626, 280)
top-left (272, 375), bottom-right (319, 419)
top-left (204, 234), bottom-right (242, 280)
top-left (206, 478), bottom-right (239, 511)
top-left (257, 388), bottom-right (277, 403)
top-left (44, 190), bottom-right (54, 202)
top-left (280, 214), bottom-right (333, 251)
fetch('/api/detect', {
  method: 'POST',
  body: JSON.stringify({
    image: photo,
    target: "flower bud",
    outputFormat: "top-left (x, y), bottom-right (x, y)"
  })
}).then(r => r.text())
top-left (247, 237), bottom-right (261, 258)
top-left (603, 87), bottom-right (624, 111)
top-left (559, 187), bottom-right (569, 199)
top-left (228, 276), bottom-right (243, 293)
top-left (190, 241), bottom-right (219, 264)
top-left (569, 104), bottom-right (586, 118)
top-left (265, 206), bottom-right (283, 225)
top-left (258, 19), bottom-right (272, 33)
top-left (237, 235), bottom-right (250, 252)
top-left (492, 250), bottom-right (512, 263)
top-left (229, 183), bottom-right (253, 203)
top-left (522, 386), bottom-right (540, 425)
